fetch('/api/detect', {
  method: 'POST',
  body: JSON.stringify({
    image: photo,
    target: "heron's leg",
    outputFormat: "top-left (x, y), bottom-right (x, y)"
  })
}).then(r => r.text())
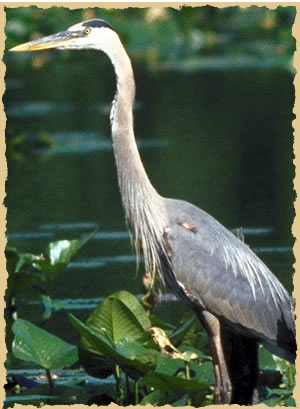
top-left (226, 333), bottom-right (259, 405)
top-left (197, 310), bottom-right (232, 404)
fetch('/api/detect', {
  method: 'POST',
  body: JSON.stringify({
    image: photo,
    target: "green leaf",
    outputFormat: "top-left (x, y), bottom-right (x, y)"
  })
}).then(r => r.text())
top-left (68, 313), bottom-right (117, 358)
top-left (5, 247), bottom-right (40, 274)
top-left (286, 361), bottom-right (296, 389)
top-left (78, 228), bottom-right (98, 247)
top-left (6, 271), bottom-right (43, 301)
top-left (265, 388), bottom-right (293, 396)
top-left (86, 291), bottom-right (152, 345)
top-left (7, 231), bottom-right (96, 283)
top-left (12, 319), bottom-right (78, 369)
top-left (191, 360), bottom-right (215, 386)
top-left (5, 247), bottom-right (20, 274)
top-left (6, 383), bottom-right (90, 406)
top-left (40, 295), bottom-right (53, 320)
top-left (78, 345), bottom-right (114, 379)
top-left (155, 354), bottom-right (185, 376)
top-left (37, 239), bottom-right (82, 277)
top-left (172, 393), bottom-right (190, 406)
top-left (144, 354), bottom-right (213, 394)
top-left (139, 390), bottom-right (162, 405)
top-left (261, 396), bottom-right (284, 406)
top-left (139, 389), bottom-right (183, 406)
top-left (115, 339), bottom-right (158, 368)
top-left (285, 397), bottom-right (296, 406)
top-left (149, 315), bottom-right (176, 332)
top-left (69, 313), bottom-right (151, 371)
top-left (69, 313), bottom-right (158, 379)
top-left (262, 386), bottom-right (295, 406)
top-left (259, 345), bottom-right (277, 369)
top-left (170, 315), bottom-right (197, 346)
top-left (179, 344), bottom-right (210, 361)
top-left (153, 352), bottom-right (213, 385)
top-left (15, 252), bottom-right (41, 273)
top-left (273, 355), bottom-right (292, 373)
top-left (5, 247), bottom-right (44, 300)
top-left (143, 370), bottom-right (208, 393)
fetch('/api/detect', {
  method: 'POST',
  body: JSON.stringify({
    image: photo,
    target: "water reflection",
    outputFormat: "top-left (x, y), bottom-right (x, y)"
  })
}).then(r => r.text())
top-left (42, 132), bottom-right (168, 155)
top-left (7, 101), bottom-right (73, 117)
top-left (68, 254), bottom-right (137, 269)
top-left (39, 221), bottom-right (99, 231)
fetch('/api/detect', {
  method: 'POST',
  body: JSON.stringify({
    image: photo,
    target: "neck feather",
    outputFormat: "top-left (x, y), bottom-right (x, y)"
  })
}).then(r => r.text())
top-left (107, 37), bottom-right (168, 282)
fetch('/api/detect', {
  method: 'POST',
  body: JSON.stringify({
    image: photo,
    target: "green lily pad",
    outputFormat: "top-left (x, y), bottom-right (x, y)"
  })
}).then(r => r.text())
top-left (12, 319), bottom-right (78, 369)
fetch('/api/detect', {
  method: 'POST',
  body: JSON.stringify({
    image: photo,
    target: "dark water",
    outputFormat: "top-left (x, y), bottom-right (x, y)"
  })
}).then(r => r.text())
top-left (5, 51), bottom-right (295, 345)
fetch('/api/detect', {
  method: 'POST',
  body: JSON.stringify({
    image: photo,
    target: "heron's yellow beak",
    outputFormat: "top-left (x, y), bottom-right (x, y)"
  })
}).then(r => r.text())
top-left (10, 31), bottom-right (77, 52)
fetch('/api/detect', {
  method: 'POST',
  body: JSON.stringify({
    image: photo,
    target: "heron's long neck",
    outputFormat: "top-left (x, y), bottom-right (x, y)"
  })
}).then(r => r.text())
top-left (107, 41), bottom-right (168, 277)
top-left (110, 48), bottom-right (155, 204)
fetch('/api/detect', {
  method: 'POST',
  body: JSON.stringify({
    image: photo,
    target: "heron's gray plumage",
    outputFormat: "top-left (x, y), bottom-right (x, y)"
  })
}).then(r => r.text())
top-left (162, 198), bottom-right (295, 362)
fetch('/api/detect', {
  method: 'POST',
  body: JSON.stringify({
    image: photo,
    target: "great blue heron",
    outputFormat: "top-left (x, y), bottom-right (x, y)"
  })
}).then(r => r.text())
top-left (10, 19), bottom-right (296, 405)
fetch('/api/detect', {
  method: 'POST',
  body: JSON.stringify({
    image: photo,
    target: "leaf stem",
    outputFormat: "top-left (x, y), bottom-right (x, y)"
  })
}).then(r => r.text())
top-left (185, 362), bottom-right (193, 405)
top-left (185, 361), bottom-right (190, 380)
top-left (114, 364), bottom-right (125, 404)
top-left (46, 368), bottom-right (54, 395)
top-left (135, 380), bottom-right (139, 405)
top-left (125, 373), bottom-right (130, 403)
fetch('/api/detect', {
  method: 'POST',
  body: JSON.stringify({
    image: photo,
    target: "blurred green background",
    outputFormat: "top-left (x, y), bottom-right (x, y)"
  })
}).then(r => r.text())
top-left (5, 6), bottom-right (296, 69)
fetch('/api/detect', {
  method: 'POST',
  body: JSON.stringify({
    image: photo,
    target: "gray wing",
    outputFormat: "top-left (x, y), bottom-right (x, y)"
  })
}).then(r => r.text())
top-left (163, 198), bottom-right (295, 361)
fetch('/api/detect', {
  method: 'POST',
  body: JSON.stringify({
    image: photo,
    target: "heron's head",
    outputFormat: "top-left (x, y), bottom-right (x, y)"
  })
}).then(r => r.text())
top-left (10, 19), bottom-right (119, 54)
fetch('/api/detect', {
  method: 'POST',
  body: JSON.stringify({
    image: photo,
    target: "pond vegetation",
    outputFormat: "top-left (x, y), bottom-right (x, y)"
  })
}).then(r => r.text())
top-left (5, 235), bottom-right (295, 406)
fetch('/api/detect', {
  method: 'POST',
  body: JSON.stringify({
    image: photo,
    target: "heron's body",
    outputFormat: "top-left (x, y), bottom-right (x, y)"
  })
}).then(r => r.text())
top-left (10, 18), bottom-right (296, 404)
top-left (163, 198), bottom-right (295, 358)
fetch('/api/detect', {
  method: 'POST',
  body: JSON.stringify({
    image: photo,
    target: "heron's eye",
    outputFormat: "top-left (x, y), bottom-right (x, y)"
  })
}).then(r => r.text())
top-left (84, 27), bottom-right (91, 35)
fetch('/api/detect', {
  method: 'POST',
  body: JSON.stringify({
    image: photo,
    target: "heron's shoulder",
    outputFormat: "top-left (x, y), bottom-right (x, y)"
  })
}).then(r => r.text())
top-left (163, 198), bottom-right (236, 241)
top-left (164, 198), bottom-right (220, 227)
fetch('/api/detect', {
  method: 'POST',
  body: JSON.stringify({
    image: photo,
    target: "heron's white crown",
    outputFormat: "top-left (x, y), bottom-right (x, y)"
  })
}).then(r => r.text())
top-left (63, 21), bottom-right (120, 54)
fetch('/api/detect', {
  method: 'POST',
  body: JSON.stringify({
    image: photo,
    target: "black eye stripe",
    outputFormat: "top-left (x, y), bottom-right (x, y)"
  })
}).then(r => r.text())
top-left (82, 19), bottom-right (114, 30)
